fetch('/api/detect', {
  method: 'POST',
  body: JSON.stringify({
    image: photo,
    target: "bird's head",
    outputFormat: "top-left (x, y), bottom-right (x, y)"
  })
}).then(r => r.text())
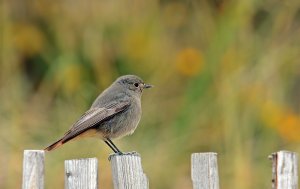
top-left (116, 75), bottom-right (153, 95)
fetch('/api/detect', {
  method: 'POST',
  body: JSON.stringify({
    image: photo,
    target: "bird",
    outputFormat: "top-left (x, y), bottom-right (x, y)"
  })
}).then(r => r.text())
top-left (44, 75), bottom-right (152, 154)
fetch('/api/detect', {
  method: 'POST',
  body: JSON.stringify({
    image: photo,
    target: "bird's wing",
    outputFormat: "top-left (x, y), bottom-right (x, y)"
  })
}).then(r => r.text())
top-left (61, 100), bottom-right (130, 143)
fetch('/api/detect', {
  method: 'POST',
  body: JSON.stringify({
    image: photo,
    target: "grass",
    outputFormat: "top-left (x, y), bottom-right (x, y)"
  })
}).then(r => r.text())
top-left (1, 0), bottom-right (300, 188)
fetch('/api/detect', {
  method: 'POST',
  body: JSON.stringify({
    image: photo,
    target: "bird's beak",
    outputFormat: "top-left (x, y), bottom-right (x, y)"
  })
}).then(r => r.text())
top-left (143, 83), bottom-right (153, 89)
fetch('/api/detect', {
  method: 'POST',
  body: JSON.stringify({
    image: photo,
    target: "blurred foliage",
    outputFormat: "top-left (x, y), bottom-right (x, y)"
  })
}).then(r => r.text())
top-left (1, 0), bottom-right (300, 188)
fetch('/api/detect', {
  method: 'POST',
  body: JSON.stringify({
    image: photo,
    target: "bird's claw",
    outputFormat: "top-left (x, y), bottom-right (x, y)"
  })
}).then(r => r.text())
top-left (122, 151), bottom-right (139, 156)
top-left (108, 151), bottom-right (140, 161)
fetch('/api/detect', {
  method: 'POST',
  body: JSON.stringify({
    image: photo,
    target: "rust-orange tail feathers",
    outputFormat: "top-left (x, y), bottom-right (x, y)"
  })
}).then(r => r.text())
top-left (43, 128), bottom-right (98, 151)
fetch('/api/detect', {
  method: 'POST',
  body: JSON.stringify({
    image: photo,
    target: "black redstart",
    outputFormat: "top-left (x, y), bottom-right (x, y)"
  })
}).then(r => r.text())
top-left (44, 75), bottom-right (152, 154)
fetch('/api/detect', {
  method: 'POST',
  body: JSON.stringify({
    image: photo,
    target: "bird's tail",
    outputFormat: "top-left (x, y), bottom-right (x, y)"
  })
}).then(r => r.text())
top-left (44, 138), bottom-right (64, 152)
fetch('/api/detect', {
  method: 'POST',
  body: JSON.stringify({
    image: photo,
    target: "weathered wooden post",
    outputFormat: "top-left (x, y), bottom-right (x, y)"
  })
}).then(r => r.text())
top-left (191, 152), bottom-right (220, 189)
top-left (65, 158), bottom-right (98, 189)
top-left (109, 152), bottom-right (148, 189)
top-left (269, 151), bottom-right (298, 189)
top-left (22, 150), bottom-right (45, 189)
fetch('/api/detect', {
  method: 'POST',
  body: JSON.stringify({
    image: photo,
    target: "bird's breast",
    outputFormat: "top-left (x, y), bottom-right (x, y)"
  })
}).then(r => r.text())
top-left (101, 99), bottom-right (142, 139)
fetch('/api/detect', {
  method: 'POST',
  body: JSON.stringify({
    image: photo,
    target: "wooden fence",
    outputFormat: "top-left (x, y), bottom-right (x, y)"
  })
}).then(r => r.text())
top-left (22, 150), bottom-right (298, 189)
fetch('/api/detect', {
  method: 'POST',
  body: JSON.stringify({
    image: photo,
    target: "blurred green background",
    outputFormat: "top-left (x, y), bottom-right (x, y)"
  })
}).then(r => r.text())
top-left (1, 0), bottom-right (300, 188)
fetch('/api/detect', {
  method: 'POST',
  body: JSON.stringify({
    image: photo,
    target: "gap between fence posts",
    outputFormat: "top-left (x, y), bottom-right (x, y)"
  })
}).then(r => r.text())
top-left (22, 150), bottom-right (45, 189)
top-left (65, 158), bottom-right (98, 189)
top-left (269, 150), bottom-right (298, 189)
top-left (191, 152), bottom-right (220, 189)
top-left (109, 152), bottom-right (148, 189)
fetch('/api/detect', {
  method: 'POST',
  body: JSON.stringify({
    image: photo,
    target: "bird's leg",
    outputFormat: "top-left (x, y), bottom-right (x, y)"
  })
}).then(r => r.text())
top-left (104, 140), bottom-right (118, 153)
top-left (107, 138), bottom-right (123, 155)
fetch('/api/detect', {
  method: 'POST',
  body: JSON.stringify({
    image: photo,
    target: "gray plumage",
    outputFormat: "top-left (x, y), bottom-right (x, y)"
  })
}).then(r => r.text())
top-left (44, 75), bottom-right (152, 153)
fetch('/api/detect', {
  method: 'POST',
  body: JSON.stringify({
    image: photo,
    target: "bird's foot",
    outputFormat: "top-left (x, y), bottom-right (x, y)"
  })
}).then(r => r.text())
top-left (108, 151), bottom-right (140, 161)
top-left (122, 151), bottom-right (139, 156)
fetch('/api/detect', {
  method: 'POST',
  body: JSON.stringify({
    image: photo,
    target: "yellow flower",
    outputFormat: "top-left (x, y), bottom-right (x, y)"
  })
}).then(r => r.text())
top-left (175, 48), bottom-right (204, 76)
top-left (278, 113), bottom-right (300, 142)
top-left (13, 23), bottom-right (45, 56)
top-left (261, 101), bottom-right (300, 141)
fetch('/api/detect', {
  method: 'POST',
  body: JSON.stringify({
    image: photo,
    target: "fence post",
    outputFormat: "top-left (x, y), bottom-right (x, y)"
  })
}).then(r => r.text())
top-left (191, 152), bottom-right (220, 189)
top-left (22, 150), bottom-right (45, 189)
top-left (109, 152), bottom-right (148, 189)
top-left (269, 151), bottom-right (298, 189)
top-left (65, 158), bottom-right (98, 189)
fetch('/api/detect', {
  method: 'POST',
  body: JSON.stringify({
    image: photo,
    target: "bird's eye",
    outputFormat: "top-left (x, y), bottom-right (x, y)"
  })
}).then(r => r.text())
top-left (134, 83), bottom-right (139, 87)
